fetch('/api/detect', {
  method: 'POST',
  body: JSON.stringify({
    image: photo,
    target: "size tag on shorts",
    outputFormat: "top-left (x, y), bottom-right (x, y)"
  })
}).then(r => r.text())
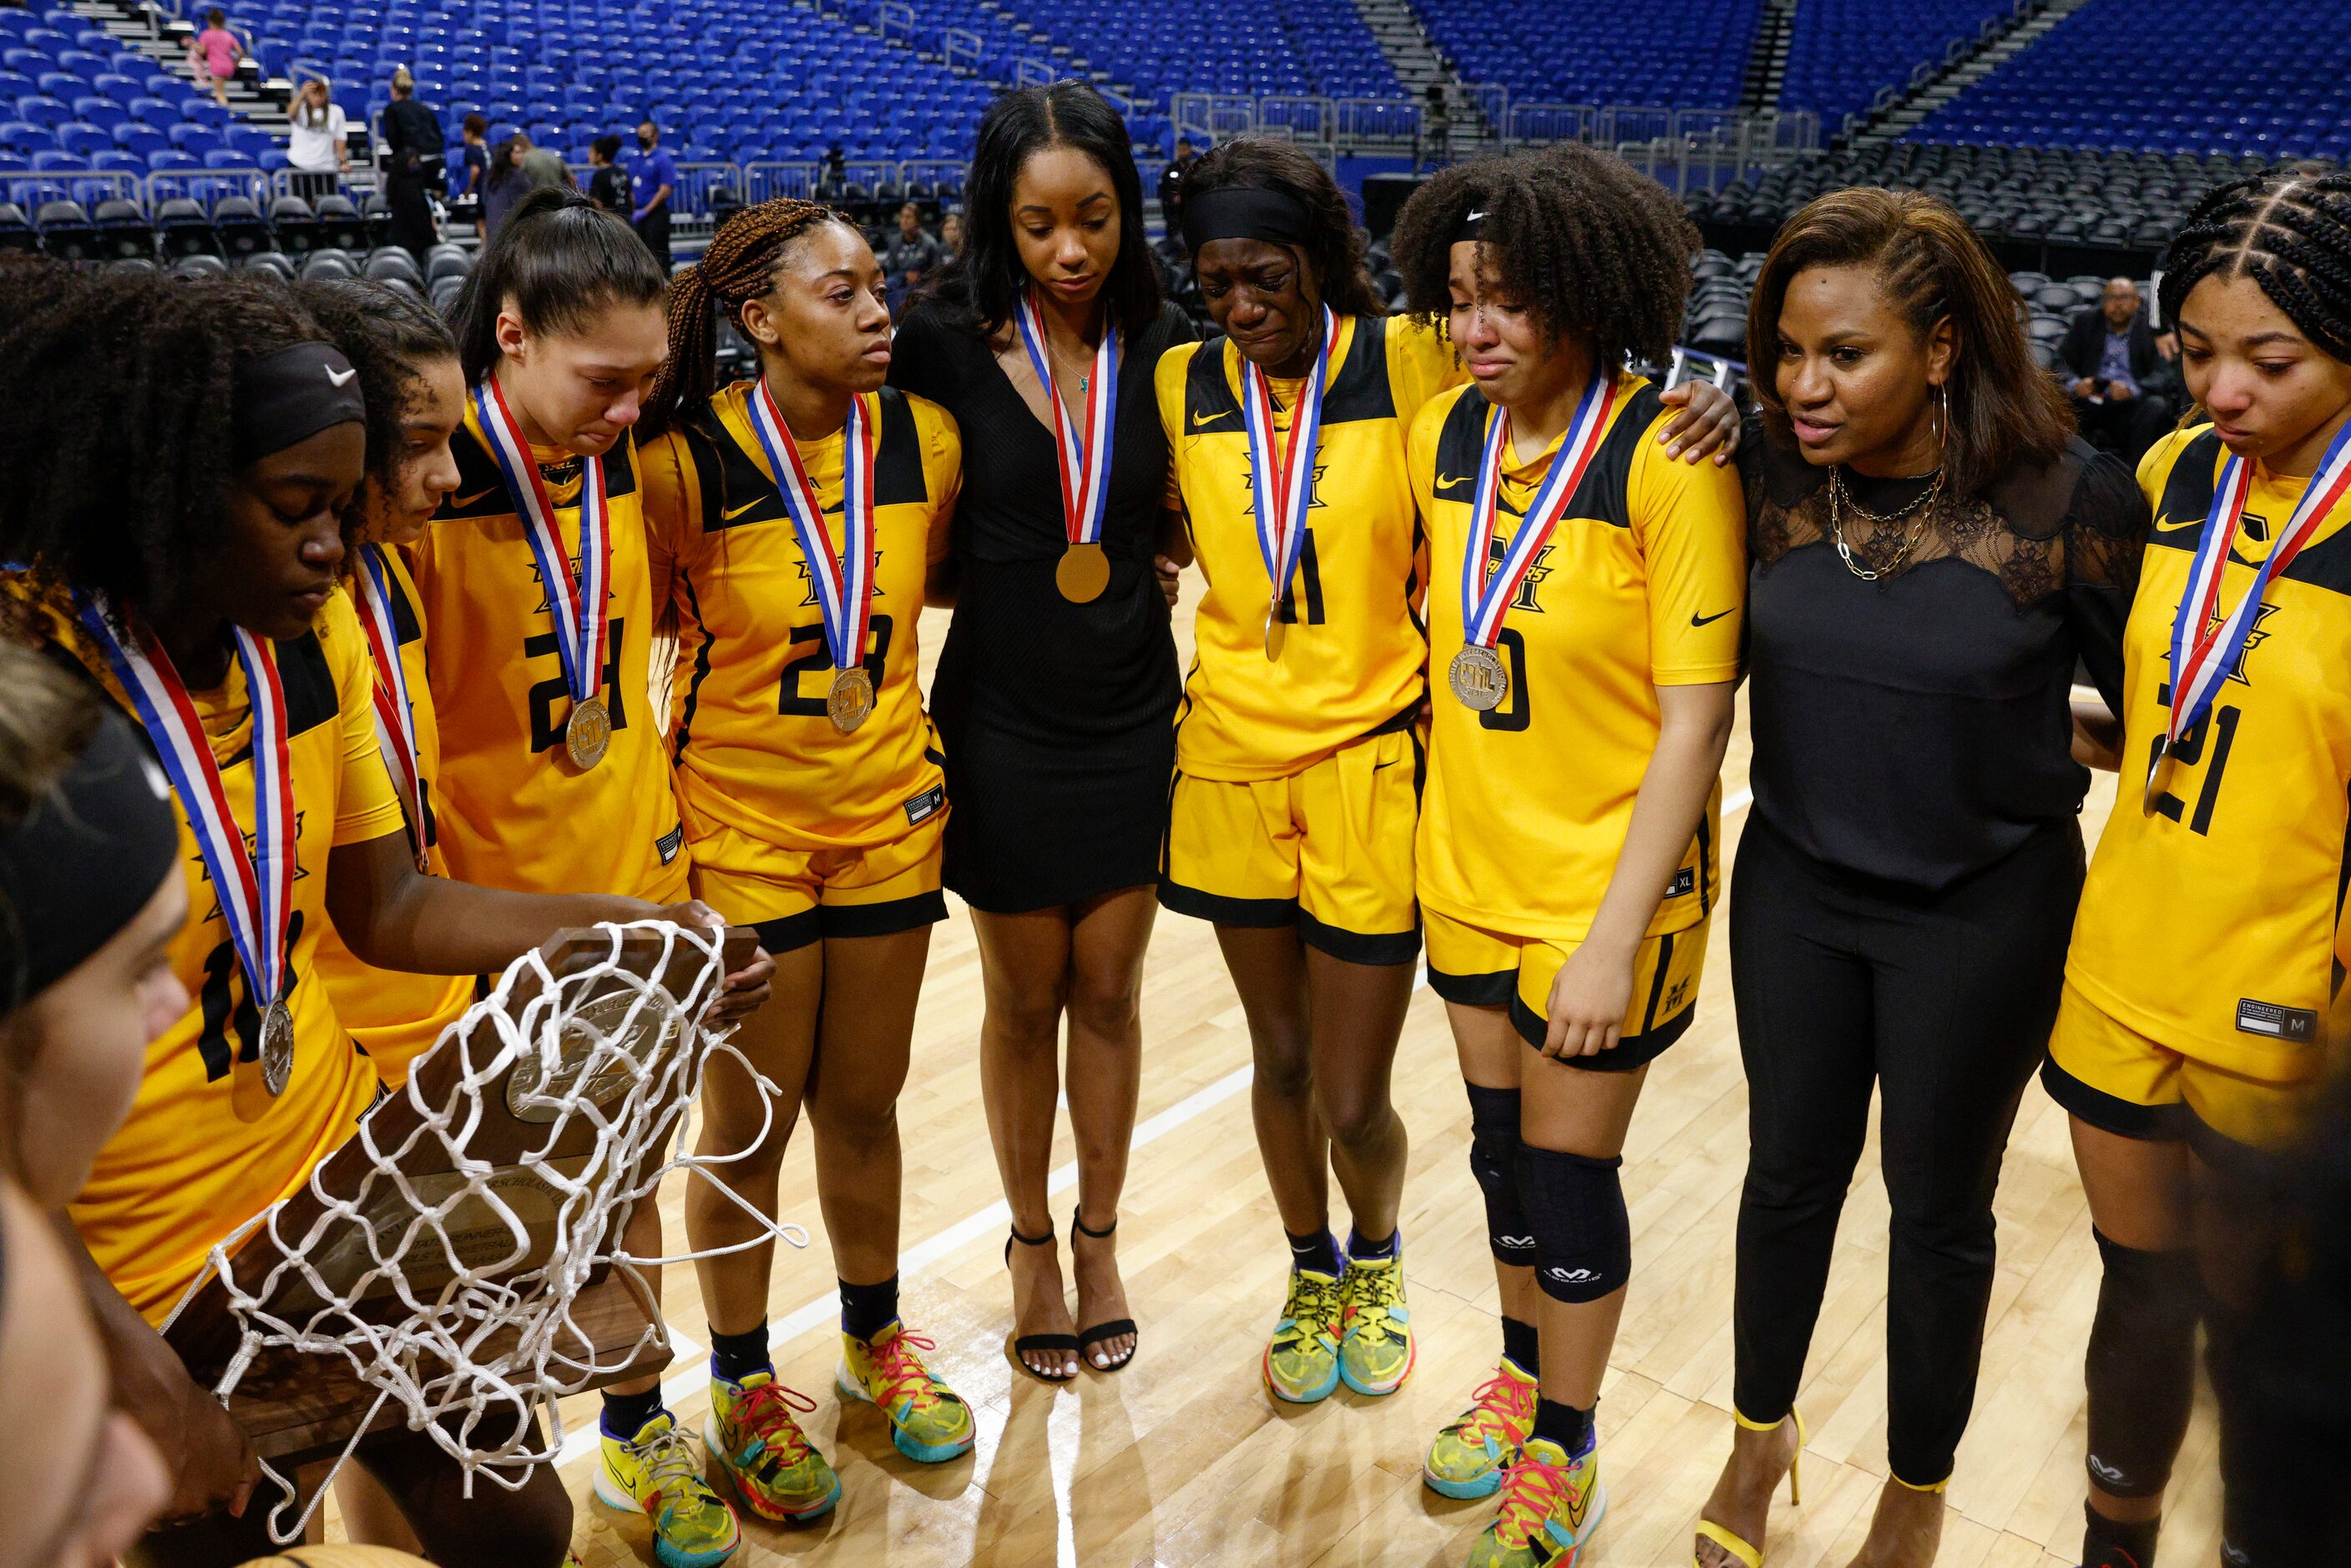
top-left (2236, 998), bottom-right (2318, 1041)
top-left (902, 783), bottom-right (945, 826)
top-left (1666, 866), bottom-right (1697, 899)
top-left (656, 823), bottom-right (685, 865)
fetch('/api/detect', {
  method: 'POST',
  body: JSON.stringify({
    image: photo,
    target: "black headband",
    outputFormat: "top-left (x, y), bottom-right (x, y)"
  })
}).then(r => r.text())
top-left (1453, 208), bottom-right (1489, 245)
top-left (230, 342), bottom-right (367, 464)
top-left (1182, 186), bottom-right (1314, 254)
top-left (0, 709), bottom-right (181, 1009)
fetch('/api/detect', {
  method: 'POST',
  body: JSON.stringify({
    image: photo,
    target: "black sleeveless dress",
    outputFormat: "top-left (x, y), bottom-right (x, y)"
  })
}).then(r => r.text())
top-left (890, 300), bottom-right (1196, 913)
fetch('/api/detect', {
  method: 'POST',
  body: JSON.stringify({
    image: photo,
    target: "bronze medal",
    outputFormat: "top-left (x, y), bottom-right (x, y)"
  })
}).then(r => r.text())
top-left (1264, 605), bottom-right (1287, 662)
top-left (1056, 541), bottom-right (1110, 604)
top-left (827, 665), bottom-right (875, 734)
top-left (564, 695), bottom-right (611, 770)
top-left (1449, 645), bottom-right (1509, 711)
top-left (260, 998), bottom-right (296, 1098)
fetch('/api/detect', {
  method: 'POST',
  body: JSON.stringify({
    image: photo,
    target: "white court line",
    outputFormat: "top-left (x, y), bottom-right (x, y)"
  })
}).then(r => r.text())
top-left (559, 778), bottom-right (1762, 1463)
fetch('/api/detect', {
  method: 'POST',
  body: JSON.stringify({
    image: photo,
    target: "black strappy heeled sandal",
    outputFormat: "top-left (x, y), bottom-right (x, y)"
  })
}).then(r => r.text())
top-left (1070, 1206), bottom-right (1138, 1373)
top-left (1004, 1224), bottom-right (1079, 1383)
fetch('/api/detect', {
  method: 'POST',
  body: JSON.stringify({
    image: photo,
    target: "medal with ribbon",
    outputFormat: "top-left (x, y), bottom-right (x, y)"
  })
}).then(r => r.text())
top-left (1014, 291), bottom-right (1118, 603)
top-left (2146, 418), bottom-right (2351, 812)
top-left (746, 378), bottom-right (877, 735)
top-left (76, 592), bottom-right (300, 1095)
top-left (1240, 305), bottom-right (1336, 662)
top-left (472, 379), bottom-right (612, 769)
top-left (1449, 374), bottom-right (1617, 711)
top-left (352, 545), bottom-right (429, 871)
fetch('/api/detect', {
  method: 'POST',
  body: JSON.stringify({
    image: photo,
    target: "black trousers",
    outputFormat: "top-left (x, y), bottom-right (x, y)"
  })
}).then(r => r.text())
top-left (1728, 815), bottom-right (2083, 1485)
top-left (386, 169), bottom-right (435, 261)
top-left (635, 205), bottom-right (671, 273)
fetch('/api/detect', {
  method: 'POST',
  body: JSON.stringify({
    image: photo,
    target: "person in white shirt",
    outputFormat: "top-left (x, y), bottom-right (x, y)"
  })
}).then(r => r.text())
top-left (286, 77), bottom-right (349, 204)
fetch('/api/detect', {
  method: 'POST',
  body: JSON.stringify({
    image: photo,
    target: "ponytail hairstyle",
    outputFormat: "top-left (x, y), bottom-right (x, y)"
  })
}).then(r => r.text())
top-left (447, 186), bottom-right (668, 385)
top-left (1747, 186), bottom-right (2072, 500)
top-left (296, 277), bottom-right (459, 497)
top-left (2159, 169), bottom-right (2351, 365)
top-left (1178, 136), bottom-right (1382, 319)
top-left (641, 196), bottom-right (848, 438)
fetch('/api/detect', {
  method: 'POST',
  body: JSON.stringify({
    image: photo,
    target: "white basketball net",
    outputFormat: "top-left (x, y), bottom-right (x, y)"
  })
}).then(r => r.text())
top-left (158, 920), bottom-right (805, 1543)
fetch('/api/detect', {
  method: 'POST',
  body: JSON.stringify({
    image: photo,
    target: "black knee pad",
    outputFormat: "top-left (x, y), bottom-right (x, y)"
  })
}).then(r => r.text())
top-left (1516, 1142), bottom-right (1630, 1304)
top-left (1464, 1084), bottom-right (1536, 1268)
top-left (2084, 1227), bottom-right (2201, 1499)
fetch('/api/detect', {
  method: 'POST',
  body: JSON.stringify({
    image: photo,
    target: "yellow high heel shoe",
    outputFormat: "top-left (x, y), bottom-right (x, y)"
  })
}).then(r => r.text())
top-left (1691, 1407), bottom-right (1805, 1568)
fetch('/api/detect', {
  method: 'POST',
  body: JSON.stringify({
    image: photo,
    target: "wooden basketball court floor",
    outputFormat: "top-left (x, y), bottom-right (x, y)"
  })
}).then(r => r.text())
top-left (508, 580), bottom-right (2221, 1567)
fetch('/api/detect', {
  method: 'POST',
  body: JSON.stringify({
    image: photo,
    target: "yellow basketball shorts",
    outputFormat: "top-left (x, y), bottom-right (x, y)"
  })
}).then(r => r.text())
top-left (1425, 908), bottom-right (1711, 1072)
top-left (2043, 979), bottom-right (2327, 1151)
top-left (689, 807), bottom-right (948, 955)
top-left (1158, 722), bottom-right (1422, 965)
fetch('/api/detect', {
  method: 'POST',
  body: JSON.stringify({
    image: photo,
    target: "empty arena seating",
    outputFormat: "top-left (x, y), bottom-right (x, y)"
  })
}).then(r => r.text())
top-left (1778, 0), bottom-right (2015, 132)
top-left (1406, 0), bottom-right (1757, 106)
top-left (1914, 0), bottom-right (2351, 156)
top-left (0, 3), bottom-right (280, 175)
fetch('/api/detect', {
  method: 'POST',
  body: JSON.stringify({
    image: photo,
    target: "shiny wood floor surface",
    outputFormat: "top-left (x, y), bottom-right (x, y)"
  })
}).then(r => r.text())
top-left (417, 579), bottom-right (2218, 1565)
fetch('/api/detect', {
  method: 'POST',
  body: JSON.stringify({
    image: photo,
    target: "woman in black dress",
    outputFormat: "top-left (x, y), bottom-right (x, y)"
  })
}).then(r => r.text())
top-left (889, 83), bottom-right (1194, 1381)
top-left (1691, 190), bottom-right (2146, 1568)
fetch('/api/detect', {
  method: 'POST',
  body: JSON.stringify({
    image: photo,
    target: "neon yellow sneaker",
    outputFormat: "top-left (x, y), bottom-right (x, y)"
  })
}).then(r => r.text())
top-left (836, 1321), bottom-right (975, 1463)
top-left (1339, 1252), bottom-right (1414, 1395)
top-left (1424, 1358), bottom-right (1537, 1498)
top-left (1262, 1267), bottom-right (1343, 1403)
top-left (592, 1410), bottom-right (741, 1568)
top-left (705, 1373), bottom-right (841, 1523)
top-left (1464, 1437), bottom-right (1607, 1567)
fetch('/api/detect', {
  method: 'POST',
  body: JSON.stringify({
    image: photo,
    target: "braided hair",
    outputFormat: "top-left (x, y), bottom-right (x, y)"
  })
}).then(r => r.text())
top-left (640, 196), bottom-right (852, 438)
top-left (2159, 170), bottom-right (2351, 363)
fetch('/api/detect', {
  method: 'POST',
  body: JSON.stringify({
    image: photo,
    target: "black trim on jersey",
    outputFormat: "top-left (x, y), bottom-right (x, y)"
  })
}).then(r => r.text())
top-left (1183, 315), bottom-right (1398, 434)
top-left (689, 386), bottom-right (928, 534)
top-left (268, 631), bottom-right (340, 741)
top-left (437, 420), bottom-right (641, 521)
top-left (2151, 427), bottom-right (2351, 597)
top-left (383, 560), bottom-right (424, 645)
top-left (1509, 983), bottom-right (1692, 1070)
top-left (2039, 1055), bottom-right (2189, 1142)
top-left (1431, 379), bottom-right (1664, 529)
top-left (1406, 511), bottom-right (1428, 640)
top-left (671, 564), bottom-right (715, 763)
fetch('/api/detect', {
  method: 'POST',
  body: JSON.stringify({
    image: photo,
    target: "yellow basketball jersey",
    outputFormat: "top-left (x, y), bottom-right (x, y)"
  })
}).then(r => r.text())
top-left (310, 547), bottom-right (474, 1087)
top-left (1410, 376), bottom-right (1746, 940)
top-left (2066, 425), bottom-right (2351, 1073)
top-left (1158, 314), bottom-right (1463, 781)
top-left (23, 589), bottom-right (403, 1322)
top-left (639, 383), bottom-right (957, 862)
top-left (409, 407), bottom-right (690, 903)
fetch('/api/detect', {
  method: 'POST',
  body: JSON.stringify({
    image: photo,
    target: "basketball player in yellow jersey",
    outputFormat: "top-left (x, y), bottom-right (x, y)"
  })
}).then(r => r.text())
top-left (1391, 149), bottom-right (1742, 1568)
top-left (2046, 171), bottom-right (2351, 1568)
top-left (636, 197), bottom-right (976, 1521)
top-left (1155, 139), bottom-right (1744, 1419)
top-left (422, 189), bottom-right (761, 1565)
top-left (298, 281), bottom-right (476, 1088)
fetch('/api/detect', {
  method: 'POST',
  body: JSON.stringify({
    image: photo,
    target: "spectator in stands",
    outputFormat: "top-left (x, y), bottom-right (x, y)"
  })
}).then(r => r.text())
top-left (940, 210), bottom-right (964, 259)
top-left (185, 8), bottom-right (240, 109)
top-left (481, 136), bottom-right (528, 237)
top-left (1157, 136), bottom-right (1196, 247)
top-left (286, 78), bottom-right (350, 205)
top-left (380, 67), bottom-right (444, 262)
top-left (632, 119), bottom-right (677, 275)
top-left (457, 113), bottom-right (489, 200)
top-left (586, 134), bottom-right (627, 215)
top-left (881, 200), bottom-right (943, 309)
top-left (518, 131), bottom-right (571, 193)
top-left (1416, 84), bottom-right (1450, 174)
top-left (2062, 277), bottom-right (2178, 463)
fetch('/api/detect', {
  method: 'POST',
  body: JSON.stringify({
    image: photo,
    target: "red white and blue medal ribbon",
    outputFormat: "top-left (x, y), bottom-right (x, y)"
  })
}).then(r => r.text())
top-left (351, 544), bottom-right (429, 871)
top-left (75, 590), bottom-right (298, 1091)
top-left (746, 379), bottom-right (877, 732)
top-left (1447, 375), bottom-right (1615, 711)
top-left (1240, 305), bottom-right (1335, 652)
top-left (2150, 418), bottom-right (2351, 810)
top-left (1014, 291), bottom-right (1117, 601)
top-left (471, 378), bottom-right (610, 731)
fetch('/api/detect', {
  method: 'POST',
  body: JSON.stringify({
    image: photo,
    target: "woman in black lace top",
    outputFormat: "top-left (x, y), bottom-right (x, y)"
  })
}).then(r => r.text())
top-left (1691, 190), bottom-right (2150, 1568)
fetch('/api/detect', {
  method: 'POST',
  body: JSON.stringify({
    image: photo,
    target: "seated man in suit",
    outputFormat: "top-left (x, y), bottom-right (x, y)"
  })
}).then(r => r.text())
top-left (2060, 276), bottom-right (2179, 461)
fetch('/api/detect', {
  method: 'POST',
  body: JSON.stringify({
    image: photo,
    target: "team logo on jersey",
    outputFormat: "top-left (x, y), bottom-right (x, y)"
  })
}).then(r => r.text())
top-left (1239, 454), bottom-right (1330, 513)
top-left (1485, 533), bottom-right (1554, 611)
top-left (2166, 600), bottom-right (2278, 686)
top-left (795, 549), bottom-right (883, 608)
top-left (529, 559), bottom-right (621, 616)
top-left (1661, 976), bottom-right (1691, 1018)
top-left (194, 811), bottom-right (311, 924)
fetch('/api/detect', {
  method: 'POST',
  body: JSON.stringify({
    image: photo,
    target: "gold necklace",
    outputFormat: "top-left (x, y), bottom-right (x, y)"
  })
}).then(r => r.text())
top-left (1828, 464), bottom-right (1944, 581)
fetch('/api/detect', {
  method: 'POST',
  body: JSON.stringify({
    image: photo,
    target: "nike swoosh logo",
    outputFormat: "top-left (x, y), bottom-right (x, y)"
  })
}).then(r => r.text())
top-left (451, 486), bottom-right (501, 509)
top-left (721, 498), bottom-right (765, 520)
top-left (326, 365), bottom-right (356, 387)
top-left (1192, 409), bottom-right (1230, 427)
top-left (1436, 473), bottom-right (1472, 489)
top-left (1691, 609), bottom-right (1735, 627)
top-left (2152, 513), bottom-right (2201, 533)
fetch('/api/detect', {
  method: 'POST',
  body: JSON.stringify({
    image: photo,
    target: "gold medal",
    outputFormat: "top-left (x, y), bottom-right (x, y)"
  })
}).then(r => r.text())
top-left (1056, 541), bottom-right (1110, 603)
top-left (565, 695), bottom-right (611, 770)
top-left (1264, 605), bottom-right (1287, 662)
top-left (260, 998), bottom-right (296, 1098)
top-left (1449, 645), bottom-right (1508, 711)
top-left (2141, 738), bottom-right (2173, 815)
top-left (827, 665), bottom-right (875, 734)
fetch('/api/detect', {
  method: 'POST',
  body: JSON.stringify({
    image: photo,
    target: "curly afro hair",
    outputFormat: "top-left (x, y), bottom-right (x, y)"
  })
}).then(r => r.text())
top-left (1389, 144), bottom-right (1698, 372)
top-left (0, 258), bottom-right (343, 627)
